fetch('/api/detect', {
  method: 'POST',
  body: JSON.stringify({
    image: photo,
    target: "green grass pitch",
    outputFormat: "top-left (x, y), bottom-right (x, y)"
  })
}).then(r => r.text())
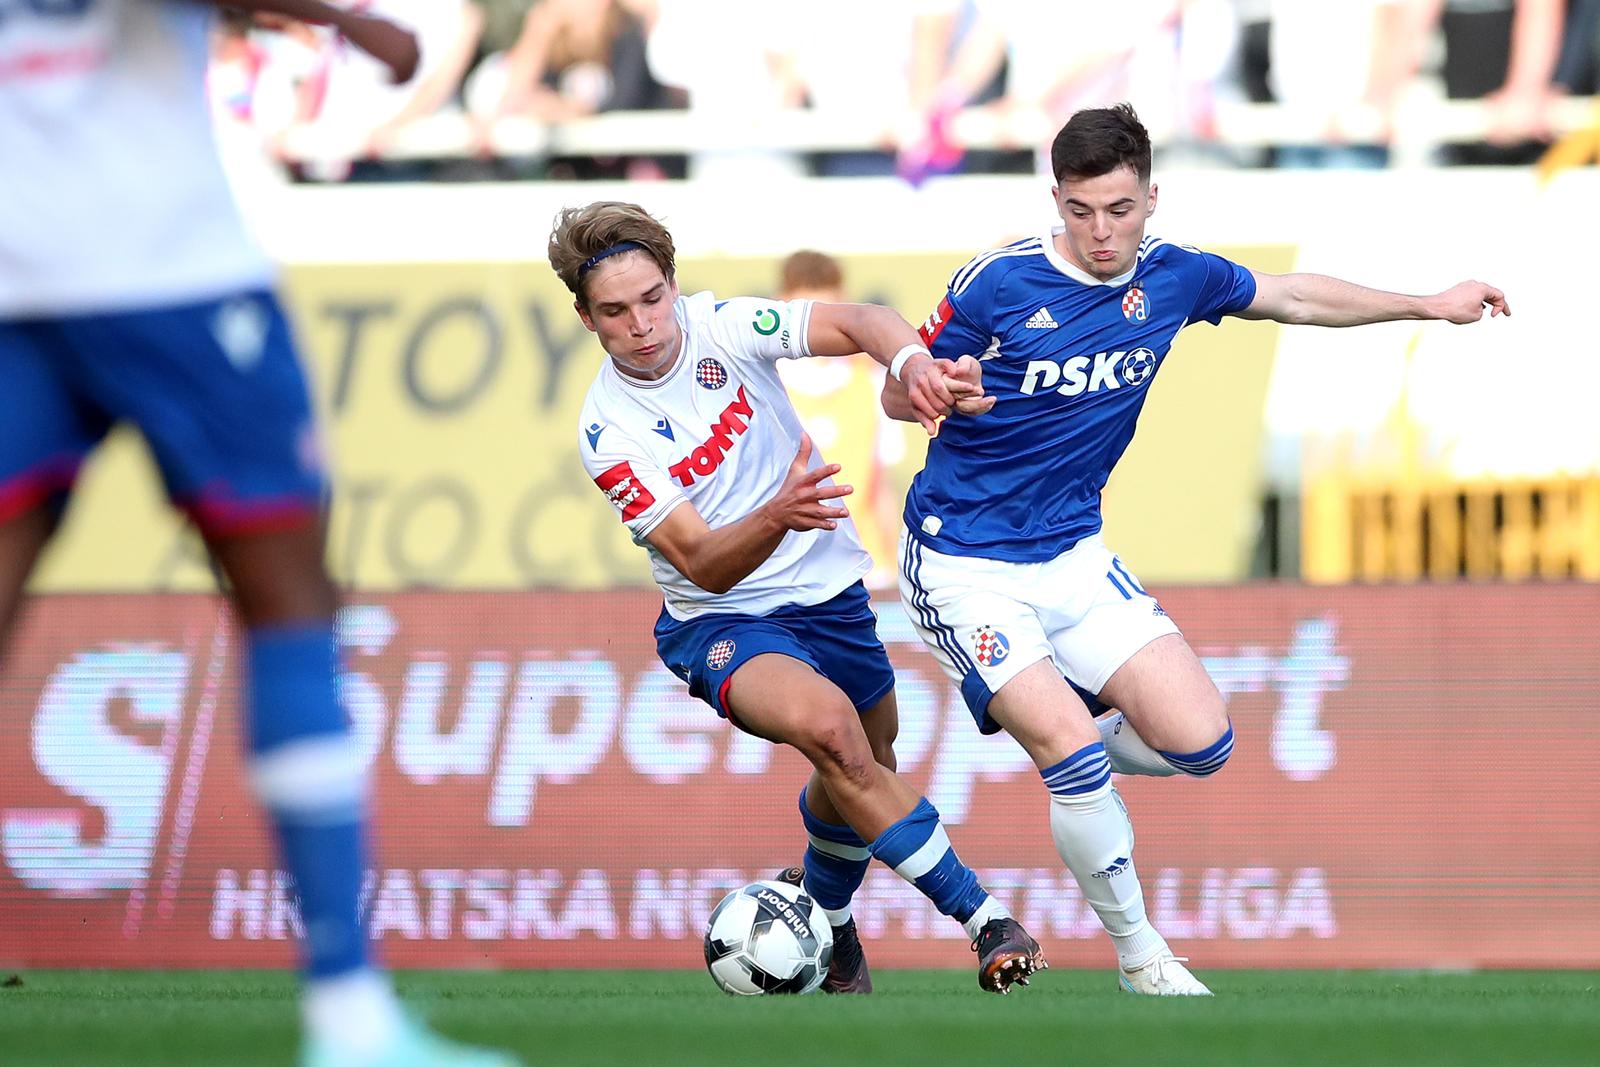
top-left (3, 969), bottom-right (1596, 1066)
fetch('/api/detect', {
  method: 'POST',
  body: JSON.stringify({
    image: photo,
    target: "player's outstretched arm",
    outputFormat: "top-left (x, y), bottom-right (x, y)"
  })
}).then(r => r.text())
top-left (881, 356), bottom-right (995, 425)
top-left (645, 435), bottom-right (851, 595)
top-left (1237, 271), bottom-right (1510, 327)
top-left (198, 0), bottom-right (420, 83)
top-left (807, 303), bottom-right (962, 435)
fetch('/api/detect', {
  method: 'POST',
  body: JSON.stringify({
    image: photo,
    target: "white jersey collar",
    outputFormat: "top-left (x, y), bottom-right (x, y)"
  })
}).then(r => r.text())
top-left (1041, 226), bottom-right (1138, 288)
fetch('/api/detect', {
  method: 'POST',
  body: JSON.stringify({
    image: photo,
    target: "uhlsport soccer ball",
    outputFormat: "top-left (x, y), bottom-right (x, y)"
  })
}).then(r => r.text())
top-left (703, 879), bottom-right (833, 995)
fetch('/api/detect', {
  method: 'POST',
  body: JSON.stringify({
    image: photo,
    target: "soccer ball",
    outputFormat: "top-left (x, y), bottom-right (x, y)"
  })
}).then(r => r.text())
top-left (703, 880), bottom-right (833, 995)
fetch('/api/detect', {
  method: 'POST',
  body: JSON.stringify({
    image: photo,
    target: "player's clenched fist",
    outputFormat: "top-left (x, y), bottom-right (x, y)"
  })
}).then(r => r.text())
top-left (942, 355), bottom-right (997, 417)
top-left (761, 434), bottom-right (853, 532)
top-left (898, 351), bottom-right (958, 434)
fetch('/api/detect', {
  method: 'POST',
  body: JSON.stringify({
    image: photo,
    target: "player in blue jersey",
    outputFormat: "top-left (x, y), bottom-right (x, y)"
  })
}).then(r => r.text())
top-left (885, 104), bottom-right (1508, 995)
top-left (0, 3), bottom-right (516, 1064)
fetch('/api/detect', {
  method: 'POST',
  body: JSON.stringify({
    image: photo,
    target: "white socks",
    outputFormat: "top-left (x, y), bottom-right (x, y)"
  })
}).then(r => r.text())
top-left (961, 894), bottom-right (1013, 941)
top-left (1048, 780), bottom-right (1170, 970)
top-left (1096, 711), bottom-right (1179, 777)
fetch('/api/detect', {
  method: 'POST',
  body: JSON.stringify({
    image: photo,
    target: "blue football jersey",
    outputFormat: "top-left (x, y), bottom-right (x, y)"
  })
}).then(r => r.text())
top-left (907, 231), bottom-right (1257, 562)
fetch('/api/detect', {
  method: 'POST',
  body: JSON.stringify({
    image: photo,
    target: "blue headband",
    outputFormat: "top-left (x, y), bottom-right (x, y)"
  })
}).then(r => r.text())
top-left (578, 241), bottom-right (644, 277)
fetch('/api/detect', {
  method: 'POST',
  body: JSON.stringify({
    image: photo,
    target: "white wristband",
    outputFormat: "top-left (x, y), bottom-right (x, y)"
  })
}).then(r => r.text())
top-left (889, 344), bottom-right (929, 382)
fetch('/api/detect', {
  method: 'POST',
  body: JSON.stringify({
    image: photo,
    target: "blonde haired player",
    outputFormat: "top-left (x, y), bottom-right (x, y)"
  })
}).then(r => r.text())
top-left (551, 201), bottom-right (1049, 995)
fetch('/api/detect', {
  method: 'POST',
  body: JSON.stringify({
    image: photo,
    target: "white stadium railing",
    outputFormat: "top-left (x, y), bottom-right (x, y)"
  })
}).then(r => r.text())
top-left (275, 96), bottom-right (1600, 168)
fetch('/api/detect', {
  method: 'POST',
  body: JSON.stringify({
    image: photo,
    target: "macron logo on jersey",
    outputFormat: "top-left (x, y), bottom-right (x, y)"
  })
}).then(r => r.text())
top-left (1019, 349), bottom-right (1158, 398)
top-left (667, 385), bottom-right (756, 487)
top-left (594, 461), bottom-right (656, 522)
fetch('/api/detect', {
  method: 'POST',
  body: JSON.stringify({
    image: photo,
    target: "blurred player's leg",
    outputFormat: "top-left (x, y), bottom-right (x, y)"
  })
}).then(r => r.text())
top-left (0, 506), bottom-right (58, 649)
top-left (0, 319), bottom-right (102, 648)
top-left (211, 527), bottom-right (522, 1065)
top-left (208, 527), bottom-right (400, 1053)
top-left (727, 654), bottom-right (1042, 993)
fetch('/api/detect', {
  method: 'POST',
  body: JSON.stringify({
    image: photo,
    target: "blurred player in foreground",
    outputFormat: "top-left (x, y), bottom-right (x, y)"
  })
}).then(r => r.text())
top-left (0, 2), bottom-right (516, 1064)
top-left (552, 201), bottom-right (1051, 995)
top-left (887, 103), bottom-right (1508, 996)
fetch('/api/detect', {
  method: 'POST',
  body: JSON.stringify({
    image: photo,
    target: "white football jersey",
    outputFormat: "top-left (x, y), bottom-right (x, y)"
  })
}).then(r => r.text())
top-left (578, 291), bottom-right (873, 620)
top-left (0, 0), bottom-right (274, 317)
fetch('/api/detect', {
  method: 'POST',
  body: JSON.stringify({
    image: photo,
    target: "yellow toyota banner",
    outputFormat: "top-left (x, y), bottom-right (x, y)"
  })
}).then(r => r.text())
top-left (31, 248), bottom-right (1291, 592)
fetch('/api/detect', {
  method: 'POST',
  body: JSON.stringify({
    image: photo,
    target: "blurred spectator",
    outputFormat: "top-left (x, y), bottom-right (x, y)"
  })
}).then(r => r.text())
top-left (209, 12), bottom-right (323, 184)
top-left (905, 0), bottom-right (1236, 176)
top-left (475, 0), bottom-right (539, 63)
top-left (1232, 0), bottom-right (1274, 105)
top-left (1402, 0), bottom-right (1567, 164)
top-left (895, 1), bottom-right (1003, 184)
top-left (780, 1), bottom-right (959, 177)
top-left (468, 0), bottom-right (669, 177)
top-left (287, 0), bottom-right (485, 181)
top-left (1268, 1), bottom-right (1410, 168)
top-left (474, 0), bottom-right (666, 124)
top-left (645, 0), bottom-right (802, 179)
top-left (774, 252), bottom-right (905, 589)
top-left (1554, 0), bottom-right (1600, 91)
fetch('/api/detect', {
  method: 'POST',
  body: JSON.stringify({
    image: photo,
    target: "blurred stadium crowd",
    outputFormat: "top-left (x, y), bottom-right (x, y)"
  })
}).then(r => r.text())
top-left (210, 0), bottom-right (1600, 182)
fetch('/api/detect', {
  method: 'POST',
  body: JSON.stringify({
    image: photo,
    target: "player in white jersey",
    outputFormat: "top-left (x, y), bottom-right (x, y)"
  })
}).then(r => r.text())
top-left (0, 3), bottom-right (516, 1064)
top-left (553, 201), bottom-right (1050, 995)
top-left (885, 104), bottom-right (1508, 995)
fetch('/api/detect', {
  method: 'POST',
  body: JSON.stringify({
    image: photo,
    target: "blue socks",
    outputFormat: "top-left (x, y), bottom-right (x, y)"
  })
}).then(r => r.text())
top-left (868, 797), bottom-right (991, 925)
top-left (1159, 723), bottom-right (1235, 777)
top-left (798, 788), bottom-right (871, 925)
top-left (1041, 740), bottom-right (1114, 797)
top-left (246, 622), bottom-right (369, 979)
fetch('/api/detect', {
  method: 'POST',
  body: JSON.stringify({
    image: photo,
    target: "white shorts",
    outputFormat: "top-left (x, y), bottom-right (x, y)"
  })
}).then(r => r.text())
top-left (897, 529), bottom-right (1179, 733)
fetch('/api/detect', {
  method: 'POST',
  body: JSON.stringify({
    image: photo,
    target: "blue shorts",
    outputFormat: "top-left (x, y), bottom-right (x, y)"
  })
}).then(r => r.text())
top-left (0, 291), bottom-right (326, 535)
top-left (654, 581), bottom-right (897, 721)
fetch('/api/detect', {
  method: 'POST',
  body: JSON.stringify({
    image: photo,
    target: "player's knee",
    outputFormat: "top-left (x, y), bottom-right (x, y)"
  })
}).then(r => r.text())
top-left (1158, 719), bottom-right (1235, 778)
top-left (798, 706), bottom-right (875, 789)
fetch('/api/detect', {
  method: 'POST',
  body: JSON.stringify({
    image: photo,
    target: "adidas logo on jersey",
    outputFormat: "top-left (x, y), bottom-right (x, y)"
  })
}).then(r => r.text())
top-left (1024, 306), bottom-right (1059, 329)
